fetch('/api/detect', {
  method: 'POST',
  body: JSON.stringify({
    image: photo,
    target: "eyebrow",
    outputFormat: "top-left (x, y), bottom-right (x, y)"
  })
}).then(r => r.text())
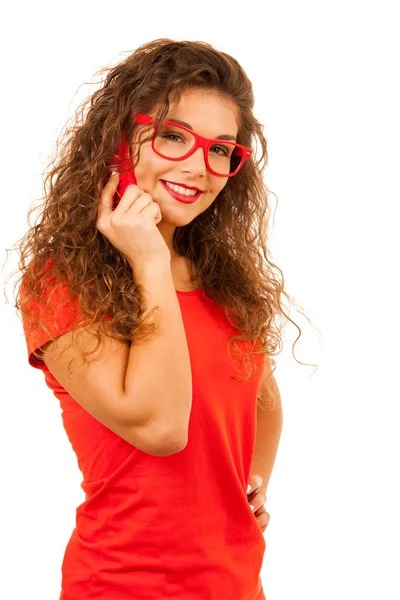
top-left (167, 117), bottom-right (237, 142)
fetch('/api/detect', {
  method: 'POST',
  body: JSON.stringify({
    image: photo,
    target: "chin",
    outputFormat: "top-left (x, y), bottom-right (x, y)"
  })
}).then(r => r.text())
top-left (159, 203), bottom-right (199, 223)
top-left (169, 215), bottom-right (197, 227)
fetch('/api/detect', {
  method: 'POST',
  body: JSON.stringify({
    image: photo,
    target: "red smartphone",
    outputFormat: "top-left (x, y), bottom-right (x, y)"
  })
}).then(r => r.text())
top-left (108, 136), bottom-right (137, 211)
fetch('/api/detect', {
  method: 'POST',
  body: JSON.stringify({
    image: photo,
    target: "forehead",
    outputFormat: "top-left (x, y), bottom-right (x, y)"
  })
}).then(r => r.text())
top-left (161, 88), bottom-right (239, 137)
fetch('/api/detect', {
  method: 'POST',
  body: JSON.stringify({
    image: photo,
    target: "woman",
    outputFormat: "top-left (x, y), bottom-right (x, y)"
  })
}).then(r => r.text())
top-left (14, 39), bottom-right (305, 599)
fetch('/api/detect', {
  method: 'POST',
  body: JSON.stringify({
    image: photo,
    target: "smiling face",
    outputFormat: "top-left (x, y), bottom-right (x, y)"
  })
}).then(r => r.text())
top-left (130, 88), bottom-right (240, 236)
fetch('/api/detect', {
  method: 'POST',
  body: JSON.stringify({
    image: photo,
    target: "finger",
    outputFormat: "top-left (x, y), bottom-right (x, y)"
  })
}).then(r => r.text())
top-left (247, 479), bottom-right (263, 504)
top-left (247, 474), bottom-right (263, 494)
top-left (260, 519), bottom-right (269, 532)
top-left (105, 170), bottom-right (119, 190)
top-left (255, 510), bottom-right (270, 532)
top-left (253, 501), bottom-right (268, 517)
top-left (123, 193), bottom-right (154, 216)
top-left (141, 201), bottom-right (162, 221)
top-left (115, 186), bottom-right (153, 217)
top-left (98, 171), bottom-right (119, 220)
top-left (249, 490), bottom-right (267, 511)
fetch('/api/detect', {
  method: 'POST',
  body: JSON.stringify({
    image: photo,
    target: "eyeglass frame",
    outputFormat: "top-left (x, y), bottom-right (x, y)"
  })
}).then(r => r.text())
top-left (132, 113), bottom-right (252, 177)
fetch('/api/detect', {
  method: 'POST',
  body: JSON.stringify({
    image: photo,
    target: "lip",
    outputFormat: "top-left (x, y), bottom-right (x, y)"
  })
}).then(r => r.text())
top-left (160, 180), bottom-right (202, 204)
top-left (162, 179), bottom-right (203, 192)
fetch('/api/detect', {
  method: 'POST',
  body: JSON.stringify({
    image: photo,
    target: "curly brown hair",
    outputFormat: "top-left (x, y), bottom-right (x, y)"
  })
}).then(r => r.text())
top-left (6, 38), bottom-right (316, 410)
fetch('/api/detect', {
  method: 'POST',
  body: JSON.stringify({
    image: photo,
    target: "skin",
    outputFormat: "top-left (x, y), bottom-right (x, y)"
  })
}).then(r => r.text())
top-left (131, 87), bottom-right (240, 263)
top-left (129, 90), bottom-right (271, 531)
top-left (248, 474), bottom-right (270, 534)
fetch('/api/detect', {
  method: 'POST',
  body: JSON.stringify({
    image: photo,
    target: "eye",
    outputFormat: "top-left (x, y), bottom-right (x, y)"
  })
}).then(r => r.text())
top-left (210, 144), bottom-right (231, 157)
top-left (161, 133), bottom-right (184, 142)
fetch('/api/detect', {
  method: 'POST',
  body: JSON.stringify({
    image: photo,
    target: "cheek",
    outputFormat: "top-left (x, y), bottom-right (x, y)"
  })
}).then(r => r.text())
top-left (204, 185), bottom-right (224, 210)
top-left (211, 180), bottom-right (228, 199)
top-left (134, 150), bottom-right (165, 184)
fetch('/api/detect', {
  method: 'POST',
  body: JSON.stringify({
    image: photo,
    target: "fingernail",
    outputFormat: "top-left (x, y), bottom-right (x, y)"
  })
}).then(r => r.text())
top-left (247, 484), bottom-right (251, 493)
top-left (250, 504), bottom-right (254, 511)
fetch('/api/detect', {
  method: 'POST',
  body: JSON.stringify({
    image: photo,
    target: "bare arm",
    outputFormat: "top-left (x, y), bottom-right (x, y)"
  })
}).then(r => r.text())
top-left (122, 262), bottom-right (193, 452)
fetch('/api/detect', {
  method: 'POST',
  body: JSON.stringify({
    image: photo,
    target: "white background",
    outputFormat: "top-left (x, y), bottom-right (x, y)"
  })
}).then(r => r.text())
top-left (1, 1), bottom-right (399, 599)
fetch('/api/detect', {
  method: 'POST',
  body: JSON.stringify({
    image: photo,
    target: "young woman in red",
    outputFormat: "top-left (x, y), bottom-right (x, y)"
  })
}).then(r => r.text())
top-left (16, 39), bottom-right (291, 599)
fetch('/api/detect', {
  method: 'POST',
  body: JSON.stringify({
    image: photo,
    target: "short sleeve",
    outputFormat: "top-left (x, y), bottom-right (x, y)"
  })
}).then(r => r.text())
top-left (20, 259), bottom-right (111, 371)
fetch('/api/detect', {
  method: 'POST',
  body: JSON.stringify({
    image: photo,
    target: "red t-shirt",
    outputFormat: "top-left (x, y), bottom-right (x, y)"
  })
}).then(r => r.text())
top-left (20, 260), bottom-right (266, 600)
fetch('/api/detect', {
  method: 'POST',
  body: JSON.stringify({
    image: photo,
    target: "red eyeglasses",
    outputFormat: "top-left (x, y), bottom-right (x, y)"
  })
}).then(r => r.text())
top-left (132, 113), bottom-right (252, 177)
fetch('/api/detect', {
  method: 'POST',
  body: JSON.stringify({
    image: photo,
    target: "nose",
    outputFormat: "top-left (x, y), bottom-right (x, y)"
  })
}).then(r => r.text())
top-left (180, 146), bottom-right (207, 177)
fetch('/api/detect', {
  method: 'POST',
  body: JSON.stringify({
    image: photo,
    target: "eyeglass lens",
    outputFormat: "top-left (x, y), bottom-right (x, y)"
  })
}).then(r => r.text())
top-left (154, 123), bottom-right (243, 175)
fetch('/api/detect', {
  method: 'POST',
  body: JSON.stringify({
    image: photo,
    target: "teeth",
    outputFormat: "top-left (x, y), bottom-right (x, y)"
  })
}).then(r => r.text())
top-left (164, 181), bottom-right (198, 196)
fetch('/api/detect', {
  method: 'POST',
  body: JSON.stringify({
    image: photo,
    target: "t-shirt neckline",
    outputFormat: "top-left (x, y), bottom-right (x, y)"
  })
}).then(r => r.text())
top-left (175, 287), bottom-right (201, 296)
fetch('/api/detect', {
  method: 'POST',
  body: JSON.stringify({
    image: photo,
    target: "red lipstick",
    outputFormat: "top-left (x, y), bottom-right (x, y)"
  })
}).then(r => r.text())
top-left (160, 180), bottom-right (202, 204)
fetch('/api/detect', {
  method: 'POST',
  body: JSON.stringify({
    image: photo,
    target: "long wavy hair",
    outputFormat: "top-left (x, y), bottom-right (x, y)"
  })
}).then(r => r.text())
top-left (6, 38), bottom-right (316, 410)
